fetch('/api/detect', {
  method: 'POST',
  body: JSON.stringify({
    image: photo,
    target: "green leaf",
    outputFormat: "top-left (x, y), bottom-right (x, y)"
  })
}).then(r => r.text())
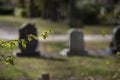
top-left (21, 39), bottom-right (26, 48)
top-left (27, 35), bottom-right (32, 41)
top-left (116, 52), bottom-right (120, 59)
top-left (43, 35), bottom-right (47, 39)
top-left (27, 34), bottom-right (38, 41)
top-left (39, 33), bottom-right (47, 40)
top-left (116, 52), bottom-right (120, 56)
top-left (48, 29), bottom-right (53, 33)
top-left (105, 60), bottom-right (110, 65)
top-left (1, 54), bottom-right (15, 65)
top-left (101, 30), bottom-right (106, 37)
top-left (5, 42), bottom-right (11, 47)
top-left (31, 34), bottom-right (37, 40)
top-left (11, 40), bottom-right (18, 48)
top-left (39, 30), bottom-right (53, 40)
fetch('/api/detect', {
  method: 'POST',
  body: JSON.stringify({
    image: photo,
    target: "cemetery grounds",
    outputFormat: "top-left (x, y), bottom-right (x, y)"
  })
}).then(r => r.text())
top-left (0, 16), bottom-right (120, 80)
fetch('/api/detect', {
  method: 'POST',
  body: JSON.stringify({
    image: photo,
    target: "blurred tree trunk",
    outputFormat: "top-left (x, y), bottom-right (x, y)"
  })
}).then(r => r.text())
top-left (67, 0), bottom-right (75, 26)
top-left (42, 0), bottom-right (52, 19)
top-left (19, 0), bottom-right (25, 8)
top-left (67, 0), bottom-right (83, 27)
top-left (50, 0), bottom-right (60, 22)
top-left (28, 0), bottom-right (35, 17)
top-left (107, 0), bottom-right (118, 4)
top-left (112, 0), bottom-right (118, 4)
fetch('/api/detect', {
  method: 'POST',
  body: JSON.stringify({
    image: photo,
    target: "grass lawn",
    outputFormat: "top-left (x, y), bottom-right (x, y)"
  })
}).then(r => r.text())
top-left (0, 41), bottom-right (119, 80)
top-left (0, 56), bottom-right (119, 80)
top-left (0, 15), bottom-right (115, 35)
top-left (85, 41), bottom-right (110, 51)
top-left (0, 15), bottom-right (69, 34)
top-left (39, 41), bottom-right (110, 53)
top-left (0, 41), bottom-right (110, 55)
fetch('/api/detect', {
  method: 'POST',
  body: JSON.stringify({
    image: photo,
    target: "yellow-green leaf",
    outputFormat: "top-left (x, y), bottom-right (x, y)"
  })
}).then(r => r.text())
top-left (105, 60), bottom-right (109, 65)
top-left (21, 39), bottom-right (26, 48)
top-left (101, 30), bottom-right (106, 37)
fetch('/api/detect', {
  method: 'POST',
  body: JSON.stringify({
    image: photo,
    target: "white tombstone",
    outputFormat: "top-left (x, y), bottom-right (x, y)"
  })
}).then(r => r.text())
top-left (67, 29), bottom-right (87, 56)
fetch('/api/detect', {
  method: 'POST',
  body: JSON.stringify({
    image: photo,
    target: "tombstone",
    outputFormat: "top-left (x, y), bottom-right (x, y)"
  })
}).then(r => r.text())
top-left (110, 26), bottom-right (120, 54)
top-left (15, 23), bottom-right (40, 57)
top-left (67, 29), bottom-right (87, 56)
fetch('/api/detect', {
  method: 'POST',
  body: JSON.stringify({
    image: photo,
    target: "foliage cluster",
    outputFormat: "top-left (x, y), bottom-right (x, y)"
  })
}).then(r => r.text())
top-left (0, 30), bottom-right (52, 65)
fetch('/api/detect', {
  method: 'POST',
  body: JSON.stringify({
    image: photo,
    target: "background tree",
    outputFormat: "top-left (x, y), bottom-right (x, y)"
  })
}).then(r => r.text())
top-left (18, 0), bottom-right (25, 8)
top-left (41, 0), bottom-right (52, 19)
top-left (28, 0), bottom-right (35, 17)
top-left (50, 0), bottom-right (60, 21)
top-left (67, 0), bottom-right (76, 27)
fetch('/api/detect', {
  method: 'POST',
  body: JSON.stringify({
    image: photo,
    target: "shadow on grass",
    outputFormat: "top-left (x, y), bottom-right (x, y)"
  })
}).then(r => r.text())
top-left (17, 55), bottom-right (67, 62)
top-left (40, 56), bottom-right (67, 62)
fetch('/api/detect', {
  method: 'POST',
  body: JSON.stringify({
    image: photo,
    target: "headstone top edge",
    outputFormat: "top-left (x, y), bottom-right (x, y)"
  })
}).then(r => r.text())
top-left (68, 28), bottom-right (83, 34)
top-left (20, 23), bottom-right (35, 30)
top-left (113, 26), bottom-right (120, 34)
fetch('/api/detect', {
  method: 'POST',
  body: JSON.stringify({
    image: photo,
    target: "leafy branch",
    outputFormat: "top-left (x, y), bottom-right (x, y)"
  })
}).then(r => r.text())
top-left (0, 30), bottom-right (52, 65)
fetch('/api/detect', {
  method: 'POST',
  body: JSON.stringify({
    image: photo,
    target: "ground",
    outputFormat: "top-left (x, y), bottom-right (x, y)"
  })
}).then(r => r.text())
top-left (0, 56), bottom-right (119, 80)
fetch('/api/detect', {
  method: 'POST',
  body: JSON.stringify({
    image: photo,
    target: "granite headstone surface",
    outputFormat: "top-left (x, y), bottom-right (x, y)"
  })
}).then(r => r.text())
top-left (67, 29), bottom-right (87, 56)
top-left (15, 23), bottom-right (40, 57)
top-left (110, 26), bottom-right (120, 54)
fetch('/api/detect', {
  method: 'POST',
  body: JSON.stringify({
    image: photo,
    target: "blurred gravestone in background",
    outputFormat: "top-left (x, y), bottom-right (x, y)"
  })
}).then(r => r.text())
top-left (67, 29), bottom-right (87, 56)
top-left (15, 23), bottom-right (40, 57)
top-left (110, 26), bottom-right (120, 54)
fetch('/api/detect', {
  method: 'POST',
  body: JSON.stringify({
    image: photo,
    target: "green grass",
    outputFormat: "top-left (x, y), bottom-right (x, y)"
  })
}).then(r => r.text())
top-left (0, 56), bottom-right (119, 80)
top-left (0, 15), bottom-right (115, 34)
top-left (40, 42), bottom-right (67, 52)
top-left (0, 41), bottom-right (118, 80)
top-left (85, 41), bottom-right (110, 50)
top-left (0, 41), bottom-right (110, 54)
top-left (0, 15), bottom-right (69, 34)
top-left (40, 41), bottom-right (110, 53)
top-left (83, 25), bottom-right (114, 35)
top-left (0, 41), bottom-right (119, 80)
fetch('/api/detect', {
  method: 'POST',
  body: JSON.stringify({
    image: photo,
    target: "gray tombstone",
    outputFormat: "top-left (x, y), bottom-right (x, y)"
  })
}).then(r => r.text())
top-left (15, 23), bottom-right (40, 57)
top-left (67, 29), bottom-right (87, 56)
top-left (110, 26), bottom-right (120, 54)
